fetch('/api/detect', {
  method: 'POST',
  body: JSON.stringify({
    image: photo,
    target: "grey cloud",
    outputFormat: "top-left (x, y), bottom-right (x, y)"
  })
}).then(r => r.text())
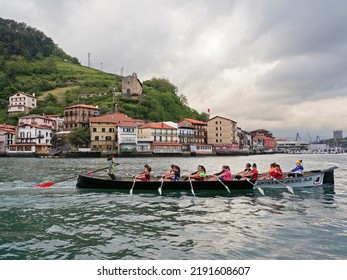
top-left (1, 0), bottom-right (347, 138)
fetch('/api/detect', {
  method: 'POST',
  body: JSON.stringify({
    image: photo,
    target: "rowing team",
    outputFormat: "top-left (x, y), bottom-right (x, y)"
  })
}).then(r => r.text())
top-left (107, 156), bottom-right (304, 182)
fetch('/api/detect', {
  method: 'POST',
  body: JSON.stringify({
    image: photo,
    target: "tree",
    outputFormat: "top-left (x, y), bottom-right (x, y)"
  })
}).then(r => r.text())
top-left (67, 128), bottom-right (90, 148)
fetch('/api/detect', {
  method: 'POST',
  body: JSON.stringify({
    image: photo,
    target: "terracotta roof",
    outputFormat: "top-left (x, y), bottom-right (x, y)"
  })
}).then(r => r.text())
top-left (65, 104), bottom-right (99, 110)
top-left (10, 91), bottom-right (36, 99)
top-left (90, 112), bottom-right (133, 123)
top-left (0, 128), bottom-right (16, 134)
top-left (0, 124), bottom-right (16, 131)
top-left (118, 121), bottom-right (137, 127)
top-left (180, 118), bottom-right (207, 125)
top-left (19, 124), bottom-right (53, 129)
top-left (253, 135), bottom-right (274, 141)
top-left (139, 122), bottom-right (177, 129)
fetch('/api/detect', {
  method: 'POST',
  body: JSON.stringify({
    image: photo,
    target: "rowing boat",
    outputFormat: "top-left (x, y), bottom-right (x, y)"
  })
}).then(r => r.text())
top-left (75, 166), bottom-right (337, 195)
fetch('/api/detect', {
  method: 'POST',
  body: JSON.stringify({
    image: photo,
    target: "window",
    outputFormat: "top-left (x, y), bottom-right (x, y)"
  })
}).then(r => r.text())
top-left (95, 136), bottom-right (99, 140)
top-left (93, 128), bottom-right (97, 132)
top-left (105, 136), bottom-right (111, 141)
top-left (102, 128), bottom-right (105, 132)
top-left (109, 128), bottom-right (114, 132)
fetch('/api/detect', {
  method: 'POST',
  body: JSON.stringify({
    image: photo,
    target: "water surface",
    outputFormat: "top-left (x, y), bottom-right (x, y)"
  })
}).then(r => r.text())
top-left (0, 154), bottom-right (346, 259)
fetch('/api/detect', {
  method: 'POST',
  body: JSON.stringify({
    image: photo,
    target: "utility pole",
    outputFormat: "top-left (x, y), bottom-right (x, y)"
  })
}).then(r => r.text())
top-left (88, 52), bottom-right (91, 67)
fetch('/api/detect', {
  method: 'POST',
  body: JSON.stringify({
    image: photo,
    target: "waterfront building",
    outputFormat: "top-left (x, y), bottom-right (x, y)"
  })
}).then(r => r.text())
top-left (179, 118), bottom-right (207, 145)
top-left (276, 139), bottom-right (309, 153)
top-left (118, 121), bottom-right (138, 153)
top-left (8, 124), bottom-right (53, 156)
top-left (8, 92), bottom-right (37, 115)
top-left (250, 129), bottom-right (276, 152)
top-left (238, 128), bottom-right (253, 153)
top-left (178, 119), bottom-right (196, 152)
top-left (63, 104), bottom-right (100, 131)
top-left (89, 112), bottom-right (135, 153)
top-left (0, 124), bottom-right (16, 156)
top-left (207, 116), bottom-right (238, 154)
top-left (138, 122), bottom-right (180, 154)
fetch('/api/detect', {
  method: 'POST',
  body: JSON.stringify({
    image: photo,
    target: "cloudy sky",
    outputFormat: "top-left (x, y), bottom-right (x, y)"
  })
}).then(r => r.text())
top-left (2, 0), bottom-right (347, 140)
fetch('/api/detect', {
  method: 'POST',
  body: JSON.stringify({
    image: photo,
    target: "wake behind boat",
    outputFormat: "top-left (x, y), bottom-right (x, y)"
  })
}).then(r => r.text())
top-left (75, 166), bottom-right (337, 196)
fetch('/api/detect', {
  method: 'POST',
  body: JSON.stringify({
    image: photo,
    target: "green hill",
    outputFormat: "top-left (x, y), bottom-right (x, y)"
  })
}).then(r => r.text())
top-left (0, 17), bottom-right (207, 125)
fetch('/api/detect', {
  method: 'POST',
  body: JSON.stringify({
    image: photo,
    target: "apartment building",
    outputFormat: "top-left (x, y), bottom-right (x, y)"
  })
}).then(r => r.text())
top-left (63, 104), bottom-right (100, 131)
top-left (0, 124), bottom-right (16, 155)
top-left (8, 124), bottom-right (53, 156)
top-left (207, 116), bottom-right (238, 153)
top-left (138, 122), bottom-right (181, 154)
top-left (8, 92), bottom-right (37, 115)
top-left (179, 118), bottom-right (207, 144)
top-left (89, 112), bottom-right (135, 153)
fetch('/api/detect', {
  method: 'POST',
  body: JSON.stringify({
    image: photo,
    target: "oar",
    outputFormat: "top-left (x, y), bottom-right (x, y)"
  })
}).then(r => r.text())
top-left (272, 177), bottom-right (294, 194)
top-left (35, 167), bottom-right (108, 188)
top-left (35, 175), bottom-right (77, 188)
top-left (246, 178), bottom-right (265, 196)
top-left (130, 180), bottom-right (136, 195)
top-left (86, 167), bottom-right (108, 175)
top-left (189, 179), bottom-right (196, 196)
top-left (158, 179), bottom-right (164, 195)
top-left (217, 178), bottom-right (231, 193)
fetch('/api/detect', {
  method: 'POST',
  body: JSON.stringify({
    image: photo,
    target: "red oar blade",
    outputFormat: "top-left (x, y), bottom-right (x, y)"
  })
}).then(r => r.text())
top-left (35, 181), bottom-right (55, 188)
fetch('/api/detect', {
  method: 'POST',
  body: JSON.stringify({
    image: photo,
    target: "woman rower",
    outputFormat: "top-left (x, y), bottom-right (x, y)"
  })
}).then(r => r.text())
top-left (188, 165), bottom-right (206, 181)
top-left (135, 164), bottom-right (152, 182)
top-left (287, 160), bottom-right (304, 177)
top-left (209, 165), bottom-right (232, 181)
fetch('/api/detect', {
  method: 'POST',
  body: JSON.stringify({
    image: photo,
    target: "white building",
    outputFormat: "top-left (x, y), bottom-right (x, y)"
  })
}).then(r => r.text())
top-left (8, 124), bottom-right (52, 156)
top-left (276, 139), bottom-right (309, 153)
top-left (118, 122), bottom-right (138, 153)
top-left (0, 125), bottom-right (16, 155)
top-left (8, 92), bottom-right (37, 115)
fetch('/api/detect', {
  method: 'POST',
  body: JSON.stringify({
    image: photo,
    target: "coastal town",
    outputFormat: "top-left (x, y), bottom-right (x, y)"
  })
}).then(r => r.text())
top-left (0, 73), bottom-right (344, 157)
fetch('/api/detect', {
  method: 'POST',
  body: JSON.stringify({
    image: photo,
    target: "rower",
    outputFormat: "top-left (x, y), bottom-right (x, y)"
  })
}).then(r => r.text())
top-left (135, 165), bottom-right (152, 182)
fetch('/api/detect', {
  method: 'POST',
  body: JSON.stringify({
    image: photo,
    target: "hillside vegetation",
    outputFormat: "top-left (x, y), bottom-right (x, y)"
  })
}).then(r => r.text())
top-left (0, 17), bottom-right (207, 125)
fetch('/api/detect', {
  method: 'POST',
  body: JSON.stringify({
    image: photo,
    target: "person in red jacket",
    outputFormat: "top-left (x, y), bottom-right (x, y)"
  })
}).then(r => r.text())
top-left (274, 164), bottom-right (283, 179)
top-left (259, 162), bottom-right (279, 180)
